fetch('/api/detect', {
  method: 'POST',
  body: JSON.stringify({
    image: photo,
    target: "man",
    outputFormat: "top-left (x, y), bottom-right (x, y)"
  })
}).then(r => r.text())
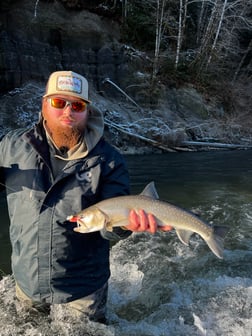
top-left (0, 71), bottom-right (172, 322)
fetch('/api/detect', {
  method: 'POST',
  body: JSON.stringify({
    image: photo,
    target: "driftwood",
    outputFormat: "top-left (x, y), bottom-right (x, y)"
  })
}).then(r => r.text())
top-left (105, 119), bottom-right (252, 152)
top-left (181, 141), bottom-right (252, 149)
top-left (104, 119), bottom-right (176, 152)
top-left (102, 79), bottom-right (252, 151)
top-left (102, 78), bottom-right (144, 112)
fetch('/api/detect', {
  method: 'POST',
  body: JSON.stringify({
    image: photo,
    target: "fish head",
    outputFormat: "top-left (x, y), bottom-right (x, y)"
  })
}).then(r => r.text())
top-left (67, 206), bottom-right (109, 233)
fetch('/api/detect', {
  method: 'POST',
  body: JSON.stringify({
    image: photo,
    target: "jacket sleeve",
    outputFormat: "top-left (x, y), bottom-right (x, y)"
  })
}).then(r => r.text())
top-left (0, 135), bottom-right (5, 192)
top-left (0, 168), bottom-right (4, 192)
top-left (99, 145), bottom-right (132, 241)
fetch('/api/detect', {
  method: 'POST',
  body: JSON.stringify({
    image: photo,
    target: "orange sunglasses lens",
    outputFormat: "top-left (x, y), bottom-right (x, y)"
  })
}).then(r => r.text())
top-left (50, 98), bottom-right (87, 112)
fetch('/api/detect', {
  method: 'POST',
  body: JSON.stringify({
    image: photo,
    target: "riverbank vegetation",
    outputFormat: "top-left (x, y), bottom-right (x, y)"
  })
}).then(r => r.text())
top-left (102, 0), bottom-right (252, 151)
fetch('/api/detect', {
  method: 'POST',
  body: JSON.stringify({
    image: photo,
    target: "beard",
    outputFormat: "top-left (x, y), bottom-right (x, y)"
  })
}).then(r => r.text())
top-left (44, 120), bottom-right (84, 151)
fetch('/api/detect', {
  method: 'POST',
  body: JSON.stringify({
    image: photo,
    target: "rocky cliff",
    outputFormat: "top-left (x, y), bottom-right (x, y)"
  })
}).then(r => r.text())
top-left (0, 0), bottom-right (128, 93)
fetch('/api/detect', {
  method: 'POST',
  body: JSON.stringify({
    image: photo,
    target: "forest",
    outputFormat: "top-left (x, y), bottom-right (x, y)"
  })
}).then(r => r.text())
top-left (60, 0), bottom-right (251, 86)
top-left (90, 0), bottom-right (252, 150)
top-left (117, 0), bottom-right (251, 83)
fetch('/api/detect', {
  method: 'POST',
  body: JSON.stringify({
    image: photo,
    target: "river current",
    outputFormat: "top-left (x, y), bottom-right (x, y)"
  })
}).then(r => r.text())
top-left (0, 150), bottom-right (251, 335)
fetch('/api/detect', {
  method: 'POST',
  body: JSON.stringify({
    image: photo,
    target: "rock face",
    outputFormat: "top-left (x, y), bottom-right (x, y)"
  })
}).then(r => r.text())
top-left (0, 0), bottom-right (127, 93)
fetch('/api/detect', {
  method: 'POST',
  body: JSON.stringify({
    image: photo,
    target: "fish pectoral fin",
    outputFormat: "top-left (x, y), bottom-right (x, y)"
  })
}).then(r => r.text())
top-left (105, 218), bottom-right (129, 232)
top-left (175, 229), bottom-right (194, 245)
top-left (105, 221), bottom-right (114, 232)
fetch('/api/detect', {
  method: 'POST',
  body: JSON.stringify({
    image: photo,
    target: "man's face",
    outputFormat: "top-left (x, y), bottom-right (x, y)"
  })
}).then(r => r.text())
top-left (42, 95), bottom-right (89, 149)
top-left (42, 95), bottom-right (89, 132)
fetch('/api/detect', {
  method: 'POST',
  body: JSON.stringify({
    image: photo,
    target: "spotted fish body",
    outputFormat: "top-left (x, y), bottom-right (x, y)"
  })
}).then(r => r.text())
top-left (67, 182), bottom-right (229, 259)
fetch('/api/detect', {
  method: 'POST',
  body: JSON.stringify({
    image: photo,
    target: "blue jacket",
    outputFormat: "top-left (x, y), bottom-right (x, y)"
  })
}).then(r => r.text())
top-left (0, 123), bottom-right (130, 303)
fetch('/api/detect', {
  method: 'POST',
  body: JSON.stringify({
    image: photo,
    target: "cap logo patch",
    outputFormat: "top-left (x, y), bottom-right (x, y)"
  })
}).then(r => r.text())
top-left (57, 75), bottom-right (82, 94)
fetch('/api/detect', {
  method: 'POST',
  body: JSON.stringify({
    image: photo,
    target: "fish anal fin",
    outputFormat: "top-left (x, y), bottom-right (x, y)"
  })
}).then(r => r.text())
top-left (175, 229), bottom-right (194, 245)
top-left (140, 181), bottom-right (159, 199)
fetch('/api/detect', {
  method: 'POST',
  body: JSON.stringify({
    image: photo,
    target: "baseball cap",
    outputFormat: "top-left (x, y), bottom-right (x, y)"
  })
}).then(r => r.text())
top-left (43, 71), bottom-right (91, 103)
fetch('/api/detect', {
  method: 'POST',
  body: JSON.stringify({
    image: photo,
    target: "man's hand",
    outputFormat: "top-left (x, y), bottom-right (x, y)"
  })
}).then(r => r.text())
top-left (124, 209), bottom-right (173, 234)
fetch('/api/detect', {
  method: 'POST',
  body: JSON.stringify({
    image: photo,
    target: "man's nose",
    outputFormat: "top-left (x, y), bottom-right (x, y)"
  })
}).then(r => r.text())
top-left (63, 102), bottom-right (73, 114)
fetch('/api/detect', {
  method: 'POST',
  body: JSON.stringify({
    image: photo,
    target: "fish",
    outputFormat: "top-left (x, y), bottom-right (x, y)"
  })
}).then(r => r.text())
top-left (67, 182), bottom-right (229, 259)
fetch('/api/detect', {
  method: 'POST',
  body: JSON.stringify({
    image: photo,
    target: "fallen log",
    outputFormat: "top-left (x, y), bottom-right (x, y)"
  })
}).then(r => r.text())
top-left (104, 119), bottom-right (176, 152)
top-left (105, 118), bottom-right (252, 152)
top-left (181, 141), bottom-right (252, 149)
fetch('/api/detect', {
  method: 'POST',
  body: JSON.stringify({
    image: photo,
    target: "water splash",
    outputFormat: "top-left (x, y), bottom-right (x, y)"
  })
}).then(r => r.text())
top-left (0, 275), bottom-right (115, 336)
top-left (1, 152), bottom-right (252, 335)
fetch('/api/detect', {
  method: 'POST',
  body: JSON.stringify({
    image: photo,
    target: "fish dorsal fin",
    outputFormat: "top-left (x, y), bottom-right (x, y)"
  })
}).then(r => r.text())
top-left (140, 181), bottom-right (159, 199)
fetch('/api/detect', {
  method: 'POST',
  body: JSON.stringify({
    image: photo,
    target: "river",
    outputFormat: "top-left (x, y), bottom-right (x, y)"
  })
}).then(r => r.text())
top-left (0, 150), bottom-right (251, 335)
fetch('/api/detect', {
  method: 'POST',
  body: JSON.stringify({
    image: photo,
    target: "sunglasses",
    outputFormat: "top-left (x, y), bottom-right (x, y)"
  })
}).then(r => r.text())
top-left (48, 97), bottom-right (88, 113)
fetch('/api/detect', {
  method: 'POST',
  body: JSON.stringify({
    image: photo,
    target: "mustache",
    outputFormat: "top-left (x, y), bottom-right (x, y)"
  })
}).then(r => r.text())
top-left (59, 116), bottom-right (75, 121)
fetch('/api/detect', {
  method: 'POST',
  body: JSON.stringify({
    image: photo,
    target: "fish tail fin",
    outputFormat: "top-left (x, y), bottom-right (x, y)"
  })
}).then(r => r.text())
top-left (206, 226), bottom-right (229, 259)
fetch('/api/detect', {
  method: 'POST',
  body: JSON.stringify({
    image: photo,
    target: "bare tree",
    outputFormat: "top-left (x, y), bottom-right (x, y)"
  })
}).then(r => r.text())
top-left (124, 0), bottom-right (251, 82)
top-left (152, 0), bottom-right (167, 79)
top-left (175, 0), bottom-right (189, 69)
top-left (206, 0), bottom-right (228, 67)
top-left (196, 0), bottom-right (207, 45)
top-left (233, 39), bottom-right (252, 81)
top-left (122, 0), bottom-right (128, 20)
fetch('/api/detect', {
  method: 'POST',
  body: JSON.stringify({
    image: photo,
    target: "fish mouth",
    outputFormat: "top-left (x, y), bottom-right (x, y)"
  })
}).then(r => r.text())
top-left (67, 215), bottom-right (78, 222)
top-left (67, 215), bottom-right (88, 233)
top-left (67, 215), bottom-right (86, 228)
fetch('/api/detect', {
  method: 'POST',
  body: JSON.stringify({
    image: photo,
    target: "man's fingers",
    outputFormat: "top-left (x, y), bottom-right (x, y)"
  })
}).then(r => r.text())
top-left (147, 213), bottom-right (157, 234)
top-left (129, 209), bottom-right (140, 229)
top-left (159, 225), bottom-right (173, 232)
top-left (128, 209), bottom-right (172, 233)
top-left (138, 209), bottom-right (148, 231)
